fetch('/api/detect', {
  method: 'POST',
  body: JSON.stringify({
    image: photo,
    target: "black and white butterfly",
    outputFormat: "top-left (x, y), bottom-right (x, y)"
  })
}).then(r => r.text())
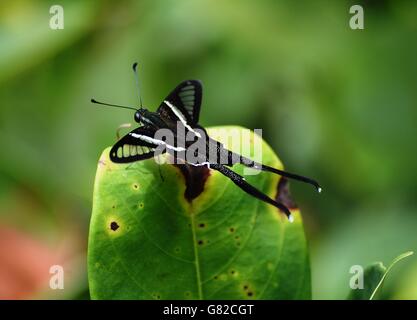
top-left (92, 63), bottom-right (321, 221)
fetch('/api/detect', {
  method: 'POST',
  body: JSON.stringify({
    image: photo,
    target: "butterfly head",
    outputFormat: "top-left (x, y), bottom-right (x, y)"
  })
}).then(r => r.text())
top-left (134, 108), bottom-right (146, 123)
top-left (134, 107), bottom-right (160, 128)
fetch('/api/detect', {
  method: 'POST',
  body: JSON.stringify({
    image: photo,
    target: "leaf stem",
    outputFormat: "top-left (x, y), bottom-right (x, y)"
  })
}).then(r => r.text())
top-left (369, 251), bottom-right (414, 300)
top-left (190, 211), bottom-right (204, 299)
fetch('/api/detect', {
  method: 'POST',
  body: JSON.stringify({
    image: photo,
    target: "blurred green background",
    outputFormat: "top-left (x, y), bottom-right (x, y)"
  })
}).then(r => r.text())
top-left (1, 0), bottom-right (416, 299)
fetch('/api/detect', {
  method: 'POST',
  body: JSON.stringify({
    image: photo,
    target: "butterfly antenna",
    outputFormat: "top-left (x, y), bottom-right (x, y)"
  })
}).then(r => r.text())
top-left (91, 99), bottom-right (137, 111)
top-left (132, 62), bottom-right (143, 108)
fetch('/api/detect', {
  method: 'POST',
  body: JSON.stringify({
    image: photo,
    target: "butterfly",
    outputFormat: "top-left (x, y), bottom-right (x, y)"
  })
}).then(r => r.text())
top-left (92, 63), bottom-right (321, 221)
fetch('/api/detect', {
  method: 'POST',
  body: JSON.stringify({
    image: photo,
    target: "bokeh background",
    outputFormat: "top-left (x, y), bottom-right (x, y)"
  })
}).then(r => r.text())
top-left (1, 0), bottom-right (416, 299)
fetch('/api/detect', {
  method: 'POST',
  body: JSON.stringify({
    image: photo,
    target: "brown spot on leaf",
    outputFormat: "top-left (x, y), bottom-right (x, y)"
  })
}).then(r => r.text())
top-left (175, 164), bottom-right (210, 202)
top-left (276, 178), bottom-right (298, 210)
top-left (110, 221), bottom-right (119, 231)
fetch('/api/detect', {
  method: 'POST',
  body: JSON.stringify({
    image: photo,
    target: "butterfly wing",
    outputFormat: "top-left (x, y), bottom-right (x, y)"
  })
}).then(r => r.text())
top-left (109, 126), bottom-right (162, 163)
top-left (157, 80), bottom-right (202, 125)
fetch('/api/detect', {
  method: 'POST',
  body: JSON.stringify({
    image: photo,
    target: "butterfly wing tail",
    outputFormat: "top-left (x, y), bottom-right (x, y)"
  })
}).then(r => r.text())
top-left (210, 163), bottom-right (292, 220)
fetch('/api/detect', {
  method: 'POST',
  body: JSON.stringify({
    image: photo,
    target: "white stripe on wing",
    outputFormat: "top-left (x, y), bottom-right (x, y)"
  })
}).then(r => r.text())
top-left (129, 132), bottom-right (186, 152)
top-left (164, 100), bottom-right (201, 138)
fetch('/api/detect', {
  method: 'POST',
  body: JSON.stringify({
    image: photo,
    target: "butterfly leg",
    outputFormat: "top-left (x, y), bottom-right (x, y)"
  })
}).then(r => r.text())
top-left (158, 164), bottom-right (165, 182)
top-left (210, 163), bottom-right (293, 221)
top-left (125, 163), bottom-right (135, 170)
top-left (115, 123), bottom-right (132, 140)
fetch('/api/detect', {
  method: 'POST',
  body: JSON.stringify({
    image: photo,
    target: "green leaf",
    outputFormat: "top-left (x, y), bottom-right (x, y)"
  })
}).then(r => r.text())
top-left (348, 251), bottom-right (413, 300)
top-left (88, 126), bottom-right (311, 299)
